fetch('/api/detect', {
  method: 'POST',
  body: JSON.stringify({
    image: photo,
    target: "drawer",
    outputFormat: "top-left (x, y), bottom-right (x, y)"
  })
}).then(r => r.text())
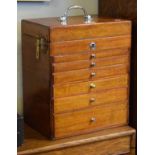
top-left (54, 102), bottom-right (128, 138)
top-left (52, 48), bottom-right (130, 63)
top-left (51, 35), bottom-right (131, 55)
top-left (54, 88), bottom-right (128, 113)
top-left (53, 64), bottom-right (129, 84)
top-left (53, 55), bottom-right (129, 72)
top-left (51, 21), bottom-right (131, 42)
top-left (54, 75), bottom-right (128, 98)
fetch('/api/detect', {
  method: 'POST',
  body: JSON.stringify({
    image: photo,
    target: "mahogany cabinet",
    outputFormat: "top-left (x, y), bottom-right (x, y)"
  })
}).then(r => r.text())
top-left (22, 13), bottom-right (134, 142)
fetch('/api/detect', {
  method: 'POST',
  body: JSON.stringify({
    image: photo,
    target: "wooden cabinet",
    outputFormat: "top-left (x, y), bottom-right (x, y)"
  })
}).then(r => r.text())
top-left (21, 14), bottom-right (136, 154)
top-left (22, 16), bottom-right (132, 140)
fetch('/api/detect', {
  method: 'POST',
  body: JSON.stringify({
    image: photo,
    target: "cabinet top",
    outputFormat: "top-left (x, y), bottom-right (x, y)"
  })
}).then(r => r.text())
top-left (22, 15), bottom-right (131, 28)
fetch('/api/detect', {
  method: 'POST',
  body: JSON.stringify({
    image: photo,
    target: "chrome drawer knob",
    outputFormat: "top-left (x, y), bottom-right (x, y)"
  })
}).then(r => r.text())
top-left (90, 117), bottom-right (96, 122)
top-left (90, 83), bottom-right (96, 88)
top-left (90, 42), bottom-right (96, 50)
top-left (91, 72), bottom-right (96, 77)
top-left (90, 98), bottom-right (96, 102)
top-left (90, 62), bottom-right (96, 67)
top-left (90, 53), bottom-right (96, 59)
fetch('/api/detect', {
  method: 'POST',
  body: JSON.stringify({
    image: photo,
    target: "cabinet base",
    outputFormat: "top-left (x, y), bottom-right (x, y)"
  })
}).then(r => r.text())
top-left (18, 124), bottom-right (135, 155)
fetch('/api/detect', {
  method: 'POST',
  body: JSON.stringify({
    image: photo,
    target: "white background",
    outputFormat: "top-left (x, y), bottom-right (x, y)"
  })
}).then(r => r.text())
top-left (137, 0), bottom-right (155, 154)
top-left (0, 0), bottom-right (155, 154)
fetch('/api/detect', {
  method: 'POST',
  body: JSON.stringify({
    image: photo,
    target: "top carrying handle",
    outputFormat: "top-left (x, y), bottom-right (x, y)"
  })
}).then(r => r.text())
top-left (59, 5), bottom-right (92, 25)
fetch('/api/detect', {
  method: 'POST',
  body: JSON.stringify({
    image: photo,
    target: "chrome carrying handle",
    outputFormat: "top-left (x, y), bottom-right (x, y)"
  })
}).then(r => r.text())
top-left (59, 5), bottom-right (92, 25)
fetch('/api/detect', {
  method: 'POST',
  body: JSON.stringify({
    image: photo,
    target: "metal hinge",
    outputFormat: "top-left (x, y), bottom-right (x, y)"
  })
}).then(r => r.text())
top-left (35, 36), bottom-right (50, 60)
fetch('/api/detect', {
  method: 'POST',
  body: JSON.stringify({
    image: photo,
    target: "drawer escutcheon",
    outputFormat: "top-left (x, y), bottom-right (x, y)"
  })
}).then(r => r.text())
top-left (90, 42), bottom-right (96, 50)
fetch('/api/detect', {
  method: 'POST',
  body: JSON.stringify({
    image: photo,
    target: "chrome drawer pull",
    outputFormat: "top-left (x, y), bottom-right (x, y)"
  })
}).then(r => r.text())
top-left (90, 83), bottom-right (96, 88)
top-left (90, 53), bottom-right (96, 59)
top-left (90, 117), bottom-right (96, 122)
top-left (91, 72), bottom-right (96, 77)
top-left (90, 98), bottom-right (96, 102)
top-left (90, 42), bottom-right (96, 50)
top-left (90, 62), bottom-right (96, 67)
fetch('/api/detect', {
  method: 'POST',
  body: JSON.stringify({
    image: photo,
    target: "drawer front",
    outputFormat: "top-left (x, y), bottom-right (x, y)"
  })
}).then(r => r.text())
top-left (53, 64), bottom-right (129, 84)
top-left (54, 75), bottom-right (128, 98)
top-left (54, 102), bottom-right (128, 138)
top-left (54, 88), bottom-right (128, 113)
top-left (51, 35), bottom-right (131, 55)
top-left (53, 55), bottom-right (129, 72)
top-left (51, 21), bottom-right (131, 42)
top-left (52, 48), bottom-right (129, 63)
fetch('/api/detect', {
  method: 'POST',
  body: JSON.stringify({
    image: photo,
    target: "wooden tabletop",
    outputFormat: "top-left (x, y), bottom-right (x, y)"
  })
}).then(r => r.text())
top-left (17, 124), bottom-right (135, 155)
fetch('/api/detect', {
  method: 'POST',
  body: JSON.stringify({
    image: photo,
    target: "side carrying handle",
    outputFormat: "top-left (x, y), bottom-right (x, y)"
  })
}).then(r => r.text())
top-left (59, 5), bottom-right (92, 25)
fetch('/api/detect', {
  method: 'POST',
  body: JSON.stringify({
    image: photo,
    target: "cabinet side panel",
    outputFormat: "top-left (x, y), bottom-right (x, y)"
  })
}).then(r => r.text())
top-left (22, 21), bottom-right (53, 138)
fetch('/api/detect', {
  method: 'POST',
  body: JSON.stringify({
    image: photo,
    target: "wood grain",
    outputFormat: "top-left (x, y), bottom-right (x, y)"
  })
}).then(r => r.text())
top-left (53, 54), bottom-right (129, 72)
top-left (51, 20), bottom-right (131, 42)
top-left (22, 20), bottom-right (50, 41)
top-left (22, 16), bottom-right (133, 141)
top-left (24, 15), bottom-right (131, 29)
top-left (52, 48), bottom-right (130, 63)
top-left (38, 137), bottom-right (130, 155)
top-left (53, 64), bottom-right (129, 84)
top-left (99, 0), bottom-right (136, 20)
top-left (54, 74), bottom-right (128, 98)
top-left (18, 124), bottom-right (135, 155)
top-left (54, 102), bottom-right (128, 138)
top-left (22, 30), bottom-right (52, 138)
top-left (54, 88), bottom-right (128, 113)
top-left (51, 35), bottom-right (131, 55)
